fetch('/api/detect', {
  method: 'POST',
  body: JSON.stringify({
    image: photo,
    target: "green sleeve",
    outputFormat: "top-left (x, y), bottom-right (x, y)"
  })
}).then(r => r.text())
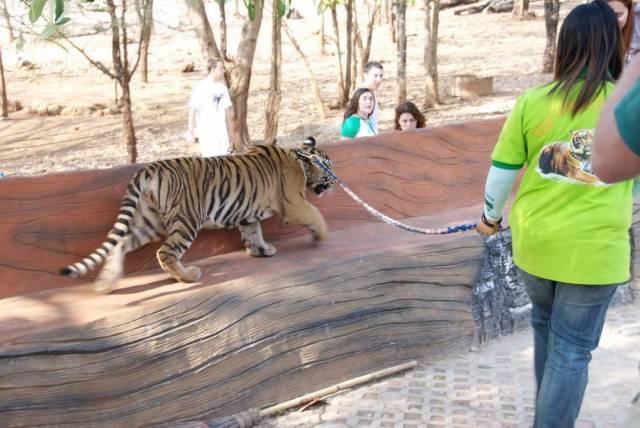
top-left (614, 79), bottom-right (640, 156)
top-left (341, 115), bottom-right (361, 138)
top-left (491, 95), bottom-right (527, 170)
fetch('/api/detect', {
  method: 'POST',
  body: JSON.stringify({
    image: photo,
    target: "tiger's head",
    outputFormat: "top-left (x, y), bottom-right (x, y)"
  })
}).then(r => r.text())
top-left (295, 137), bottom-right (336, 196)
top-left (569, 129), bottom-right (593, 162)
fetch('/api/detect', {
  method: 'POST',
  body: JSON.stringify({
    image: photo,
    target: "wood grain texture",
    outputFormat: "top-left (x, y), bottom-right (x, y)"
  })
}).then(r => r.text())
top-left (0, 215), bottom-right (484, 427)
top-left (0, 118), bottom-right (502, 298)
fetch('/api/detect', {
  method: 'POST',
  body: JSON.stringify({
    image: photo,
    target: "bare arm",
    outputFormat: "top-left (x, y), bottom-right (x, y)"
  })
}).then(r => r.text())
top-left (186, 108), bottom-right (198, 144)
top-left (225, 108), bottom-right (238, 152)
top-left (592, 56), bottom-right (640, 183)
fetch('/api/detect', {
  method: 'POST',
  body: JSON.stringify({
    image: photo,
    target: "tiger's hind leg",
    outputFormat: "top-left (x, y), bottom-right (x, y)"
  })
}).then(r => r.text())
top-left (239, 221), bottom-right (276, 257)
top-left (156, 223), bottom-right (202, 283)
top-left (94, 236), bottom-right (129, 294)
top-left (283, 201), bottom-right (328, 241)
top-left (94, 204), bottom-right (167, 293)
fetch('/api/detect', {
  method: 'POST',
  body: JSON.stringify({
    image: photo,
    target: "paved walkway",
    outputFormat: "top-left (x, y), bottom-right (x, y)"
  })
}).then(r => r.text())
top-left (258, 300), bottom-right (640, 428)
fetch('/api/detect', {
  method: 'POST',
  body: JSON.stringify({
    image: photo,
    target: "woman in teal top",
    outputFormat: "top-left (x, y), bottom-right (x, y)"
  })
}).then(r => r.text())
top-left (477, 2), bottom-right (628, 427)
top-left (340, 87), bottom-right (377, 140)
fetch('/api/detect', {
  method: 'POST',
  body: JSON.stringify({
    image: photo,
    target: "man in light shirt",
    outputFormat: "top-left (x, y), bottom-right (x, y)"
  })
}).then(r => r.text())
top-left (186, 58), bottom-right (237, 156)
top-left (362, 61), bottom-right (384, 132)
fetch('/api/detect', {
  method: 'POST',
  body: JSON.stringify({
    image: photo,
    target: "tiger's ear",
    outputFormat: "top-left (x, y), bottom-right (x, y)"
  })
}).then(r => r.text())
top-left (302, 136), bottom-right (317, 148)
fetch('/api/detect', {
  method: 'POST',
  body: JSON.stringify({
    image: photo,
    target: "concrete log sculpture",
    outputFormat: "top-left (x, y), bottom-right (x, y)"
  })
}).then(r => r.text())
top-left (0, 118), bottom-right (574, 427)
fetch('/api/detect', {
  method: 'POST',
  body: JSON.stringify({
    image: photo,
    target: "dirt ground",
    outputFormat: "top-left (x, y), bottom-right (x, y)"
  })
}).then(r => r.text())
top-left (0, 0), bottom-right (578, 177)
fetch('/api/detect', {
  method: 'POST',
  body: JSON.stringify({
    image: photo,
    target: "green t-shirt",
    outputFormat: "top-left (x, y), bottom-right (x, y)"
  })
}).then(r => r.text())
top-left (492, 81), bottom-right (633, 285)
top-left (615, 78), bottom-right (640, 155)
top-left (341, 115), bottom-right (376, 138)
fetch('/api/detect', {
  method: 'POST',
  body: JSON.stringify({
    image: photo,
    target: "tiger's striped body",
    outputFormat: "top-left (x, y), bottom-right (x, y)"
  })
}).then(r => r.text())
top-left (60, 142), bottom-right (334, 293)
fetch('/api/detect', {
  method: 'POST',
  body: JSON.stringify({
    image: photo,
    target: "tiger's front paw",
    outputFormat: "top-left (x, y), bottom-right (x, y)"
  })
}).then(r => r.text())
top-left (246, 243), bottom-right (276, 257)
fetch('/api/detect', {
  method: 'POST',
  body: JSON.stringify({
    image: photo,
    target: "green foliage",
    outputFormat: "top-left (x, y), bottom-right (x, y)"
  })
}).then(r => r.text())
top-left (55, 0), bottom-right (64, 21)
top-left (243, 0), bottom-right (256, 20)
top-left (315, 0), bottom-right (340, 14)
top-left (28, 0), bottom-right (47, 23)
top-left (15, 30), bottom-right (25, 51)
top-left (42, 23), bottom-right (58, 38)
top-left (27, 0), bottom-right (75, 38)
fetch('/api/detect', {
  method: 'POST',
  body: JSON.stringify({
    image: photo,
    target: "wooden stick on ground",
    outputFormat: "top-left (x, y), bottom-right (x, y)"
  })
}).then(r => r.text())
top-left (260, 360), bottom-right (418, 417)
top-left (202, 360), bottom-right (419, 428)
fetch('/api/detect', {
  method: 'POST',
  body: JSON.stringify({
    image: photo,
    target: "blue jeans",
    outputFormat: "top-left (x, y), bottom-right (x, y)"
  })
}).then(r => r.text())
top-left (519, 269), bottom-right (618, 428)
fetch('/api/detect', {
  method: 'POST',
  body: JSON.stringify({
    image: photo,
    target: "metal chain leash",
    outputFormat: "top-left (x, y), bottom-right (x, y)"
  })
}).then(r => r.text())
top-left (312, 158), bottom-right (477, 235)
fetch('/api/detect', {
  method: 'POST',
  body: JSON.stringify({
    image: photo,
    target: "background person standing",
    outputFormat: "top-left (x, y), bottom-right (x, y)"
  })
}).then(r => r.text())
top-left (362, 61), bottom-right (384, 133)
top-left (186, 58), bottom-right (236, 157)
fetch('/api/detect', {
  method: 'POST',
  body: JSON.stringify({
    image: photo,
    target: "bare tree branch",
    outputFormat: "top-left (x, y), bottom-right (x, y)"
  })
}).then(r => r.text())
top-left (55, 35), bottom-right (117, 79)
top-left (129, 0), bottom-right (150, 77)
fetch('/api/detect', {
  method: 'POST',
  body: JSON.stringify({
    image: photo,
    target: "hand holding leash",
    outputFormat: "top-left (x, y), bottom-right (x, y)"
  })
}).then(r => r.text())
top-left (477, 212), bottom-right (502, 236)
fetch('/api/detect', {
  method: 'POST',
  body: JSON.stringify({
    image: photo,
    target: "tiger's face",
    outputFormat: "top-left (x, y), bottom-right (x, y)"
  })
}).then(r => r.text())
top-left (570, 129), bottom-right (593, 162)
top-left (296, 138), bottom-right (336, 196)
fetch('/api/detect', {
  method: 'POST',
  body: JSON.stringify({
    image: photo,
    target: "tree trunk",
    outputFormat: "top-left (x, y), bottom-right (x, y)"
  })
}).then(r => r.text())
top-left (140, 0), bottom-right (153, 83)
top-left (542, 0), bottom-right (559, 73)
top-left (384, 0), bottom-right (390, 23)
top-left (390, 0), bottom-right (397, 43)
top-left (229, 0), bottom-right (264, 149)
top-left (512, 0), bottom-right (529, 18)
top-left (351, 0), bottom-right (359, 92)
top-left (396, 0), bottom-right (407, 105)
top-left (134, 0), bottom-right (143, 22)
top-left (283, 21), bottom-right (326, 120)
top-left (424, 0), bottom-right (441, 107)
top-left (185, 0), bottom-right (221, 62)
top-left (330, 5), bottom-right (346, 106)
top-left (120, 80), bottom-right (137, 163)
top-left (1, 0), bottom-right (14, 43)
top-left (344, 0), bottom-right (353, 103)
top-left (264, 0), bottom-right (281, 145)
top-left (218, 0), bottom-right (228, 59)
top-left (361, 2), bottom-right (380, 75)
top-left (108, 0), bottom-right (138, 163)
top-left (0, 44), bottom-right (8, 119)
top-left (320, 12), bottom-right (326, 55)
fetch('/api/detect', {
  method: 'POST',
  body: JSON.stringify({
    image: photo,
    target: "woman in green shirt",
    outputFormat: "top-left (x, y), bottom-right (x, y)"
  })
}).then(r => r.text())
top-left (340, 87), bottom-right (377, 140)
top-left (477, 2), bottom-right (628, 427)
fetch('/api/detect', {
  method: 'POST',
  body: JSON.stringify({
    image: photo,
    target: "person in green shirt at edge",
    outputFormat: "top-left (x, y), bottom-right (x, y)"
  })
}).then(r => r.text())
top-left (340, 87), bottom-right (377, 140)
top-left (591, 38), bottom-right (640, 428)
top-left (592, 53), bottom-right (640, 182)
top-left (476, 2), bottom-right (634, 427)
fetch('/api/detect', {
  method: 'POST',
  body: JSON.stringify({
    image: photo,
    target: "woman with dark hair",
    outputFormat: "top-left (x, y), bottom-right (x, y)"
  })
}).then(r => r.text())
top-left (340, 88), bottom-right (377, 140)
top-left (476, 2), bottom-right (630, 426)
top-left (605, 0), bottom-right (635, 59)
top-left (394, 101), bottom-right (426, 131)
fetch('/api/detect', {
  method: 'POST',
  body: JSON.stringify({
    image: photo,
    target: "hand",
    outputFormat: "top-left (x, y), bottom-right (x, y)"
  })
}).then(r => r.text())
top-left (476, 213), bottom-right (501, 236)
top-left (185, 129), bottom-right (195, 145)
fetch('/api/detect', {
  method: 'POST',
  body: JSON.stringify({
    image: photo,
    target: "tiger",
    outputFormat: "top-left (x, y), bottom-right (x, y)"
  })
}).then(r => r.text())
top-left (59, 137), bottom-right (336, 293)
top-left (537, 129), bottom-right (599, 184)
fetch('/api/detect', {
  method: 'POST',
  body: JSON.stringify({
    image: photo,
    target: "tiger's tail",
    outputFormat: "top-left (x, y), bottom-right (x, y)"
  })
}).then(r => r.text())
top-left (59, 175), bottom-right (143, 278)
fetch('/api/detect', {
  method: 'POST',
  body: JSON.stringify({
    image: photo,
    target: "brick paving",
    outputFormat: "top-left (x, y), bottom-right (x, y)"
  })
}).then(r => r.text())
top-left (259, 301), bottom-right (640, 428)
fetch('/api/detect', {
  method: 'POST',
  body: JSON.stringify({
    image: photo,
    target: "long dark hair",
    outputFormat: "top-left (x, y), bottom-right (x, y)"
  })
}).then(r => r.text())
top-left (549, 0), bottom-right (623, 116)
top-left (344, 88), bottom-right (375, 121)
top-left (394, 101), bottom-right (426, 130)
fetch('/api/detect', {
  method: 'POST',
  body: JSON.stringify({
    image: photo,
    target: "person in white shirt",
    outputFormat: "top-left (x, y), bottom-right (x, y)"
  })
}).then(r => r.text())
top-left (362, 61), bottom-right (384, 132)
top-left (186, 58), bottom-right (236, 156)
